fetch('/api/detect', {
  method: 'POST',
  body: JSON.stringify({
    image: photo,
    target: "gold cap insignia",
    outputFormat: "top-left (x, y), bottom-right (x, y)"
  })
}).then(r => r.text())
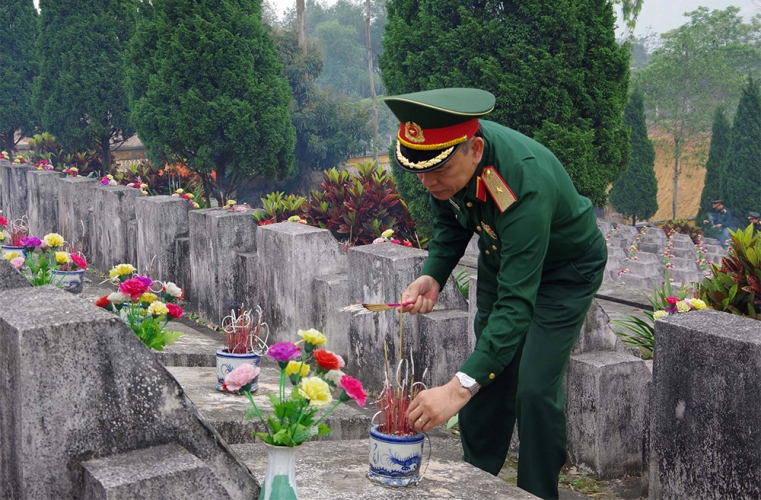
top-left (405, 122), bottom-right (426, 143)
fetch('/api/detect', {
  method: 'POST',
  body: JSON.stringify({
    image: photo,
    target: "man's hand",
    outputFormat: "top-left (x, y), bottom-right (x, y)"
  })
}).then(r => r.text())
top-left (400, 275), bottom-right (440, 315)
top-left (406, 377), bottom-right (472, 433)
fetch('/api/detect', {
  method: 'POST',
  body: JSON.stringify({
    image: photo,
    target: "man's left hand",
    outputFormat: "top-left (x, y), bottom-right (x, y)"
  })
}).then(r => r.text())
top-left (406, 377), bottom-right (473, 432)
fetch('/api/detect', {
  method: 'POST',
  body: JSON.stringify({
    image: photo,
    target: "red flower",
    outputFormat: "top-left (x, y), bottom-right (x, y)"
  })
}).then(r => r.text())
top-left (166, 303), bottom-right (183, 319)
top-left (314, 349), bottom-right (340, 371)
top-left (70, 254), bottom-right (87, 270)
top-left (119, 278), bottom-right (148, 300)
top-left (0, 216), bottom-right (7, 227)
top-left (95, 295), bottom-right (110, 308)
top-left (339, 375), bottom-right (367, 408)
top-left (402, 239), bottom-right (413, 248)
top-left (665, 296), bottom-right (679, 306)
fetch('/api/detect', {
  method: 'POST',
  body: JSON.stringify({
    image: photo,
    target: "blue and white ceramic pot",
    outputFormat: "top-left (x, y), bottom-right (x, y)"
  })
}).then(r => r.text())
top-left (1, 244), bottom-right (26, 258)
top-left (367, 425), bottom-right (424, 487)
top-left (53, 269), bottom-right (84, 294)
top-left (216, 349), bottom-right (261, 393)
top-left (259, 444), bottom-right (299, 500)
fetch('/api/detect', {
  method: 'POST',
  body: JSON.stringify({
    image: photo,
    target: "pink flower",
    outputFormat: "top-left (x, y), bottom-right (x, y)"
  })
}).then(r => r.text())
top-left (0, 216), bottom-right (7, 226)
top-left (119, 278), bottom-right (149, 300)
top-left (372, 237), bottom-right (385, 244)
top-left (339, 375), bottom-right (367, 408)
top-left (267, 342), bottom-right (301, 363)
top-left (10, 256), bottom-right (24, 270)
top-left (70, 254), bottom-right (87, 270)
top-left (390, 239), bottom-right (401, 245)
top-left (665, 296), bottom-right (678, 306)
top-left (223, 363), bottom-right (260, 392)
top-left (166, 303), bottom-right (183, 319)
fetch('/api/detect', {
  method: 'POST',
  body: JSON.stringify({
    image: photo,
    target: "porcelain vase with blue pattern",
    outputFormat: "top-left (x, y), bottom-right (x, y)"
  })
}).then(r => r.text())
top-left (216, 350), bottom-right (261, 393)
top-left (53, 269), bottom-right (84, 294)
top-left (367, 425), bottom-right (424, 487)
top-left (259, 444), bottom-right (299, 500)
top-left (1, 245), bottom-right (26, 258)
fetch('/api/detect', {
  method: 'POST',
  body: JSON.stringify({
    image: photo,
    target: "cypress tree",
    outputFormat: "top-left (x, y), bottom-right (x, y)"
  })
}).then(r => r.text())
top-left (724, 77), bottom-right (761, 221)
top-left (33, 0), bottom-right (136, 173)
top-left (125, 0), bottom-right (295, 205)
top-left (697, 107), bottom-right (731, 228)
top-left (609, 88), bottom-right (657, 225)
top-left (380, 0), bottom-right (629, 238)
top-left (0, 0), bottom-right (38, 154)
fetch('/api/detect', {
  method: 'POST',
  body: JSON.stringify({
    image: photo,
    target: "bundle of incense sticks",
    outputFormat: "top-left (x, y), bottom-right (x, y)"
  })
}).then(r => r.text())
top-left (340, 302), bottom-right (412, 315)
top-left (375, 298), bottom-right (427, 436)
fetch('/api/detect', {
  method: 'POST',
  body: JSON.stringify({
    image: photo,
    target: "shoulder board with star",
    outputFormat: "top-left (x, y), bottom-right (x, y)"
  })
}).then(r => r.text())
top-left (481, 166), bottom-right (517, 212)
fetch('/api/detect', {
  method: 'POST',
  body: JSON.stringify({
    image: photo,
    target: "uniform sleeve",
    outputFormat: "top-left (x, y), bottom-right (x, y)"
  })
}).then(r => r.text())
top-left (459, 189), bottom-right (553, 387)
top-left (421, 197), bottom-right (473, 290)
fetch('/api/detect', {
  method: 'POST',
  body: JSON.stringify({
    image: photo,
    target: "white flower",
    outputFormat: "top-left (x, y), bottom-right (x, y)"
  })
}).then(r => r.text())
top-left (324, 369), bottom-right (345, 386)
top-left (164, 282), bottom-right (183, 298)
top-left (107, 291), bottom-right (130, 303)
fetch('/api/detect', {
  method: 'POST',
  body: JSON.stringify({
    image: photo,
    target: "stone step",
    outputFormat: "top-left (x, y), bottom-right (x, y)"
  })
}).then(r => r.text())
top-left (167, 363), bottom-right (375, 444)
top-left (82, 444), bottom-right (231, 499)
top-left (231, 437), bottom-right (538, 499)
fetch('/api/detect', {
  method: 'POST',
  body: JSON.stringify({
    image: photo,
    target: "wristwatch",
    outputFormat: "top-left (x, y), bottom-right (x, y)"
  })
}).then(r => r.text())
top-left (455, 371), bottom-right (479, 397)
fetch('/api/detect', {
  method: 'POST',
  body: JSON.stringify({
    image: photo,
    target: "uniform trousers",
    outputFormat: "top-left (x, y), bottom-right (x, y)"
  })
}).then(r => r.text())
top-left (459, 233), bottom-right (607, 499)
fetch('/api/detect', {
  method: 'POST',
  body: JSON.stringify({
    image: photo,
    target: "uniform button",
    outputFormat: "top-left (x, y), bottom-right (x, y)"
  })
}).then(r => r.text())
top-left (485, 250), bottom-right (490, 255)
top-left (492, 245), bottom-right (497, 250)
top-left (489, 373), bottom-right (496, 380)
top-left (466, 202), bottom-right (473, 208)
top-left (476, 226), bottom-right (482, 232)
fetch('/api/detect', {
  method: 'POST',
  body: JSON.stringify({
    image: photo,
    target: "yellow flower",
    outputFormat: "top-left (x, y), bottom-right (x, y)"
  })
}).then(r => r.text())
top-left (140, 183), bottom-right (148, 189)
top-left (55, 252), bottom-right (70, 264)
top-left (4, 251), bottom-right (19, 261)
top-left (227, 200), bottom-right (236, 206)
top-left (192, 202), bottom-right (200, 208)
top-left (109, 263), bottom-right (136, 278)
top-left (141, 190), bottom-right (148, 196)
top-left (175, 188), bottom-right (184, 194)
top-left (298, 328), bottom-right (327, 347)
top-left (691, 298), bottom-right (707, 310)
top-left (140, 292), bottom-right (157, 303)
top-left (43, 233), bottom-right (65, 248)
top-left (287, 215), bottom-right (302, 222)
top-left (147, 301), bottom-right (169, 316)
top-left (676, 301), bottom-right (691, 313)
top-left (285, 361), bottom-right (310, 378)
top-left (187, 193), bottom-right (194, 199)
top-left (298, 377), bottom-right (332, 407)
top-left (106, 174), bottom-right (113, 180)
top-left (0, 232), bottom-right (5, 241)
top-left (381, 229), bottom-right (394, 238)
top-left (653, 310), bottom-right (668, 319)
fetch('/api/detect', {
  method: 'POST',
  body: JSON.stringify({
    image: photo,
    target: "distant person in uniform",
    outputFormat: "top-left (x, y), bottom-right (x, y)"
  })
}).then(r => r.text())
top-left (748, 211), bottom-right (761, 232)
top-left (386, 88), bottom-right (607, 499)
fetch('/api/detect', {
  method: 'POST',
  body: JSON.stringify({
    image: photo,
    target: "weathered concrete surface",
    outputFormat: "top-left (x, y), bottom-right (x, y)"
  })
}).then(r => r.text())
top-left (347, 243), bottom-right (467, 393)
top-left (0, 286), bottom-right (258, 500)
top-left (573, 299), bottom-right (638, 356)
top-left (565, 351), bottom-right (650, 479)
top-left (58, 177), bottom-right (100, 258)
top-left (82, 443), bottom-right (231, 499)
top-left (649, 310), bottom-right (761, 500)
top-left (233, 437), bottom-right (538, 499)
top-left (154, 319), bottom-right (220, 368)
top-left (166, 363), bottom-right (374, 444)
top-left (134, 195), bottom-right (190, 283)
top-left (91, 185), bottom-right (141, 272)
top-left (0, 258), bottom-right (30, 291)
top-left (0, 162), bottom-right (35, 221)
top-left (189, 209), bottom-right (257, 326)
top-left (418, 310), bottom-right (471, 388)
top-left (314, 273), bottom-right (350, 359)
top-left (257, 222), bottom-right (348, 342)
top-left (25, 170), bottom-right (65, 237)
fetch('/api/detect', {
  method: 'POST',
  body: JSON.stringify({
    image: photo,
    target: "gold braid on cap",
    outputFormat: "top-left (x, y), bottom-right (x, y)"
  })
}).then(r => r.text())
top-left (398, 134), bottom-right (468, 151)
top-left (395, 142), bottom-right (454, 170)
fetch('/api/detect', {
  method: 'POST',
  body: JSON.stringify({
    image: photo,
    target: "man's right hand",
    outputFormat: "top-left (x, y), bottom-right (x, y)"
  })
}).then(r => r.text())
top-left (400, 275), bottom-right (440, 315)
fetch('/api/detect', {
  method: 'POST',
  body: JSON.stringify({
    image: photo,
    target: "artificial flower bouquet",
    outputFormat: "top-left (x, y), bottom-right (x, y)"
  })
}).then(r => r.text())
top-left (96, 263), bottom-right (184, 351)
top-left (223, 328), bottom-right (367, 447)
top-left (0, 214), bottom-right (29, 247)
top-left (5, 232), bottom-right (88, 287)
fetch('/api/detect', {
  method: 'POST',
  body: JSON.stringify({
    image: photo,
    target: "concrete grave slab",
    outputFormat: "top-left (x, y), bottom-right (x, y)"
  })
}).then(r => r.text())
top-left (0, 162), bottom-right (34, 222)
top-left (26, 170), bottom-right (65, 237)
top-left (135, 195), bottom-right (190, 283)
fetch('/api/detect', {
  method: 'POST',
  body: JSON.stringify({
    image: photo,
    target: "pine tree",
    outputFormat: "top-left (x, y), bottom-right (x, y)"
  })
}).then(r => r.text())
top-left (380, 0), bottom-right (629, 238)
top-left (33, 0), bottom-right (136, 173)
top-left (610, 88), bottom-right (658, 225)
top-left (697, 107), bottom-right (731, 229)
top-left (125, 0), bottom-right (295, 205)
top-left (725, 77), bottom-right (761, 222)
top-left (0, 0), bottom-right (38, 153)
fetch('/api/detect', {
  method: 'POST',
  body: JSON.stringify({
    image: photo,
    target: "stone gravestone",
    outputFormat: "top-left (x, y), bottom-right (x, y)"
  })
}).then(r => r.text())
top-left (26, 170), bottom-right (66, 237)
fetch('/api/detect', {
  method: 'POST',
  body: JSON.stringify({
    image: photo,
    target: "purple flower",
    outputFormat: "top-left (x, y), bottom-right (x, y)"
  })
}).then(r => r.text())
top-left (134, 275), bottom-right (154, 288)
top-left (100, 177), bottom-right (109, 185)
top-left (19, 236), bottom-right (42, 248)
top-left (267, 342), bottom-right (301, 363)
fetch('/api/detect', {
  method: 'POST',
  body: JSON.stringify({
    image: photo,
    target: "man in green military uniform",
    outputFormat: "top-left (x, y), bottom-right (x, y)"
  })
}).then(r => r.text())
top-left (386, 88), bottom-right (607, 499)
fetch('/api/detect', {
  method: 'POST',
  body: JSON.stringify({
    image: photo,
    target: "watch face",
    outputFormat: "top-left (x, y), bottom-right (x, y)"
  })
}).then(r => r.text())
top-left (458, 372), bottom-right (476, 388)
